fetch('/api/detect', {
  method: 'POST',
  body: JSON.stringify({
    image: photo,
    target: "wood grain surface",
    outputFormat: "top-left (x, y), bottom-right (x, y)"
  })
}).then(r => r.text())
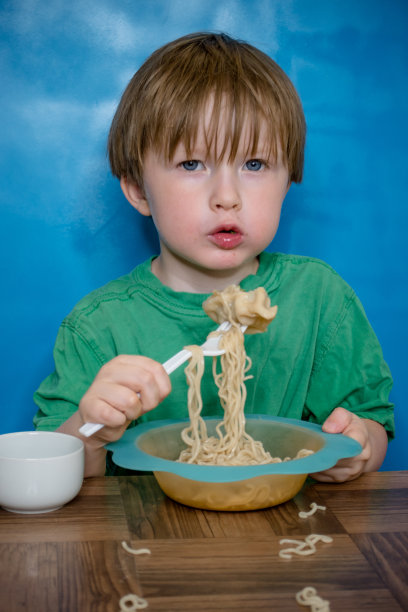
top-left (0, 472), bottom-right (407, 611)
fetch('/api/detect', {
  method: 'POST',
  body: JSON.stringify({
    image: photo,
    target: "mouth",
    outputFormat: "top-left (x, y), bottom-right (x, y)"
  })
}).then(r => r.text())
top-left (208, 225), bottom-right (244, 249)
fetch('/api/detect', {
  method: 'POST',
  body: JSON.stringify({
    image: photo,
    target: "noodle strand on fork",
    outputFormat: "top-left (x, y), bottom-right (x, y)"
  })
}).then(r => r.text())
top-left (177, 286), bottom-right (313, 466)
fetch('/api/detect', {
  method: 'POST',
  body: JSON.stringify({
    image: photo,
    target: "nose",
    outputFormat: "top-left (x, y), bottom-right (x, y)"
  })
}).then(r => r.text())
top-left (209, 167), bottom-right (242, 212)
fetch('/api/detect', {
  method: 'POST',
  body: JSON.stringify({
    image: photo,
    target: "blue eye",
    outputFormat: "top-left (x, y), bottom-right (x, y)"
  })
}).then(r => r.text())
top-left (181, 160), bottom-right (201, 171)
top-left (245, 159), bottom-right (264, 171)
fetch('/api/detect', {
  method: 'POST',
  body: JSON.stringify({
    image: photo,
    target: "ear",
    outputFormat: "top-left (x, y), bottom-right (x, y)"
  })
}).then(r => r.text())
top-left (120, 176), bottom-right (151, 217)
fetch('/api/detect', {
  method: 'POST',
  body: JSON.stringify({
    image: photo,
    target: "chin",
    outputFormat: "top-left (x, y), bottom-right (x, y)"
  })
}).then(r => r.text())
top-left (199, 254), bottom-right (257, 276)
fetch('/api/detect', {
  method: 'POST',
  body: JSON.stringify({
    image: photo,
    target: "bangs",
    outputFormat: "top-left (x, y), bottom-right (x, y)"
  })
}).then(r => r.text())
top-left (143, 40), bottom-right (290, 167)
top-left (156, 86), bottom-right (281, 167)
top-left (108, 33), bottom-right (305, 185)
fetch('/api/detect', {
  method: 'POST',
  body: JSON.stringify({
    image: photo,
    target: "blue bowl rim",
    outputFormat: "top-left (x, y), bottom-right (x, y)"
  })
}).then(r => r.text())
top-left (106, 415), bottom-right (362, 483)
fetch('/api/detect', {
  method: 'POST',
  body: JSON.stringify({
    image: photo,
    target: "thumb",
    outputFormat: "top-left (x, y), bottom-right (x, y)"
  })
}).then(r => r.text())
top-left (322, 406), bottom-right (352, 434)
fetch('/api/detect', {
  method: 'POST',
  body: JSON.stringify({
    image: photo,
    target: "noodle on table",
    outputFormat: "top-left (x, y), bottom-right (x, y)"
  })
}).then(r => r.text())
top-left (298, 502), bottom-right (326, 519)
top-left (121, 541), bottom-right (151, 555)
top-left (119, 593), bottom-right (148, 610)
top-left (295, 586), bottom-right (330, 611)
top-left (279, 534), bottom-right (333, 559)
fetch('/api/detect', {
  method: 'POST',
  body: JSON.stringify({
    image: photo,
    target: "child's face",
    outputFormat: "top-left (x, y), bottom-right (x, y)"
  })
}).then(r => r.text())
top-left (124, 108), bottom-right (290, 292)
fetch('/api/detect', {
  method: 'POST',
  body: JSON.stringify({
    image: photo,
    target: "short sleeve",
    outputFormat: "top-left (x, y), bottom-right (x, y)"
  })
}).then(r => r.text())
top-left (33, 320), bottom-right (104, 431)
top-left (304, 292), bottom-right (395, 438)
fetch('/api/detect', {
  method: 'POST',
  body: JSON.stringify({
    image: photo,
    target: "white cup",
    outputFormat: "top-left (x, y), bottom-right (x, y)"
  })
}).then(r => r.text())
top-left (0, 431), bottom-right (84, 513)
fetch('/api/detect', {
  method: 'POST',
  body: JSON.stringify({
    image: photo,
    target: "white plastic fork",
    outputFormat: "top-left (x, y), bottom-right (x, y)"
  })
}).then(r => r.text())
top-left (78, 321), bottom-right (246, 437)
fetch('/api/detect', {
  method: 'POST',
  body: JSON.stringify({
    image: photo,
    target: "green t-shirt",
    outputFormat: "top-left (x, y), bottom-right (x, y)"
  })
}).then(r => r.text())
top-left (33, 252), bottom-right (394, 452)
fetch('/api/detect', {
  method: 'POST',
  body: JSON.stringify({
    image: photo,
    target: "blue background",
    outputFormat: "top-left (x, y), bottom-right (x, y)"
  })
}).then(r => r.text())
top-left (1, 0), bottom-right (407, 470)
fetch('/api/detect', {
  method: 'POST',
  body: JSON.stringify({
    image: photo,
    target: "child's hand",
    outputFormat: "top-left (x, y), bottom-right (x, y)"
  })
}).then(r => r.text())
top-left (310, 407), bottom-right (388, 483)
top-left (78, 355), bottom-right (171, 444)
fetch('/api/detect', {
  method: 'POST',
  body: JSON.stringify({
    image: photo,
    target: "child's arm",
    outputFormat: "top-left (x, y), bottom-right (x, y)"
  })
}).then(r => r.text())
top-left (56, 355), bottom-right (171, 477)
top-left (310, 406), bottom-right (388, 482)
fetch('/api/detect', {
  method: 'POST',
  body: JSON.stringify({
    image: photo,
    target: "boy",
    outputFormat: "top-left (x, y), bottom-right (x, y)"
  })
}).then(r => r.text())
top-left (33, 32), bottom-right (394, 481)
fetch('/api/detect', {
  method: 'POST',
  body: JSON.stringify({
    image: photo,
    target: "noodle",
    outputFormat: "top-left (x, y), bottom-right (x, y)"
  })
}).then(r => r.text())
top-left (279, 534), bottom-right (333, 559)
top-left (121, 541), bottom-right (151, 555)
top-left (178, 326), bottom-right (279, 465)
top-left (119, 593), bottom-right (148, 610)
top-left (298, 502), bottom-right (326, 519)
top-left (295, 586), bottom-right (330, 611)
top-left (119, 542), bottom-right (150, 609)
top-left (178, 285), bottom-right (314, 466)
top-left (178, 345), bottom-right (207, 464)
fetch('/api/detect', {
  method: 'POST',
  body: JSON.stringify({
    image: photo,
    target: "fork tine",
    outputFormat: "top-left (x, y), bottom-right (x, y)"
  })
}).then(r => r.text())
top-left (217, 321), bottom-right (231, 332)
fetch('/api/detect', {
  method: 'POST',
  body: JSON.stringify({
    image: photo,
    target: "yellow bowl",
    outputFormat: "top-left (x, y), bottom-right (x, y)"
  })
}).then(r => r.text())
top-left (107, 416), bottom-right (361, 511)
top-left (154, 471), bottom-right (309, 511)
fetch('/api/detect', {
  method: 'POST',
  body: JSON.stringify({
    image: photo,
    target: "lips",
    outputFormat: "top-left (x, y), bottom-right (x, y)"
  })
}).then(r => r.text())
top-left (208, 224), bottom-right (244, 249)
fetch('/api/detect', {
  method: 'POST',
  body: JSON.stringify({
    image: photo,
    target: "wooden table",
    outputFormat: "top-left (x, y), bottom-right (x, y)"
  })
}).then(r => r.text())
top-left (0, 471), bottom-right (407, 611)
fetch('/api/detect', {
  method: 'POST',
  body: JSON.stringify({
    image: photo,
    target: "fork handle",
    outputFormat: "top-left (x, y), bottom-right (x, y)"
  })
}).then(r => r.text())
top-left (162, 349), bottom-right (192, 375)
top-left (79, 422), bottom-right (104, 437)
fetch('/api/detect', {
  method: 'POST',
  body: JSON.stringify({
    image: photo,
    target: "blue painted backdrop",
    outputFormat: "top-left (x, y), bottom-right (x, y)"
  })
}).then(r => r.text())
top-left (1, 0), bottom-right (407, 470)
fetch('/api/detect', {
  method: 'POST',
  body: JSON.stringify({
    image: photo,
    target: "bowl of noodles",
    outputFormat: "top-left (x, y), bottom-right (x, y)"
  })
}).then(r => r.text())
top-left (108, 285), bottom-right (361, 511)
top-left (106, 415), bottom-right (361, 511)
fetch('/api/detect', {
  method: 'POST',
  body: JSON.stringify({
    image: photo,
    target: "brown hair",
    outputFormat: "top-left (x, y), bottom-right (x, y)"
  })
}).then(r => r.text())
top-left (108, 32), bottom-right (306, 186)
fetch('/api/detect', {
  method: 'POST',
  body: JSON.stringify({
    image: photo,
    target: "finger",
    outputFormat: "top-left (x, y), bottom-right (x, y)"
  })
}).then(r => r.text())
top-left (136, 369), bottom-right (171, 413)
top-left (339, 417), bottom-right (371, 466)
top-left (342, 416), bottom-right (369, 444)
top-left (97, 357), bottom-right (171, 404)
top-left (311, 450), bottom-right (368, 481)
top-left (322, 406), bottom-right (353, 434)
top-left (119, 360), bottom-right (171, 412)
top-left (81, 382), bottom-right (142, 426)
top-left (311, 461), bottom-right (364, 483)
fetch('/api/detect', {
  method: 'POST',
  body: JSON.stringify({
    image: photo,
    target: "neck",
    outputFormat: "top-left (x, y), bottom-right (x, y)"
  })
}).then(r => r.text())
top-left (151, 253), bottom-right (260, 293)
